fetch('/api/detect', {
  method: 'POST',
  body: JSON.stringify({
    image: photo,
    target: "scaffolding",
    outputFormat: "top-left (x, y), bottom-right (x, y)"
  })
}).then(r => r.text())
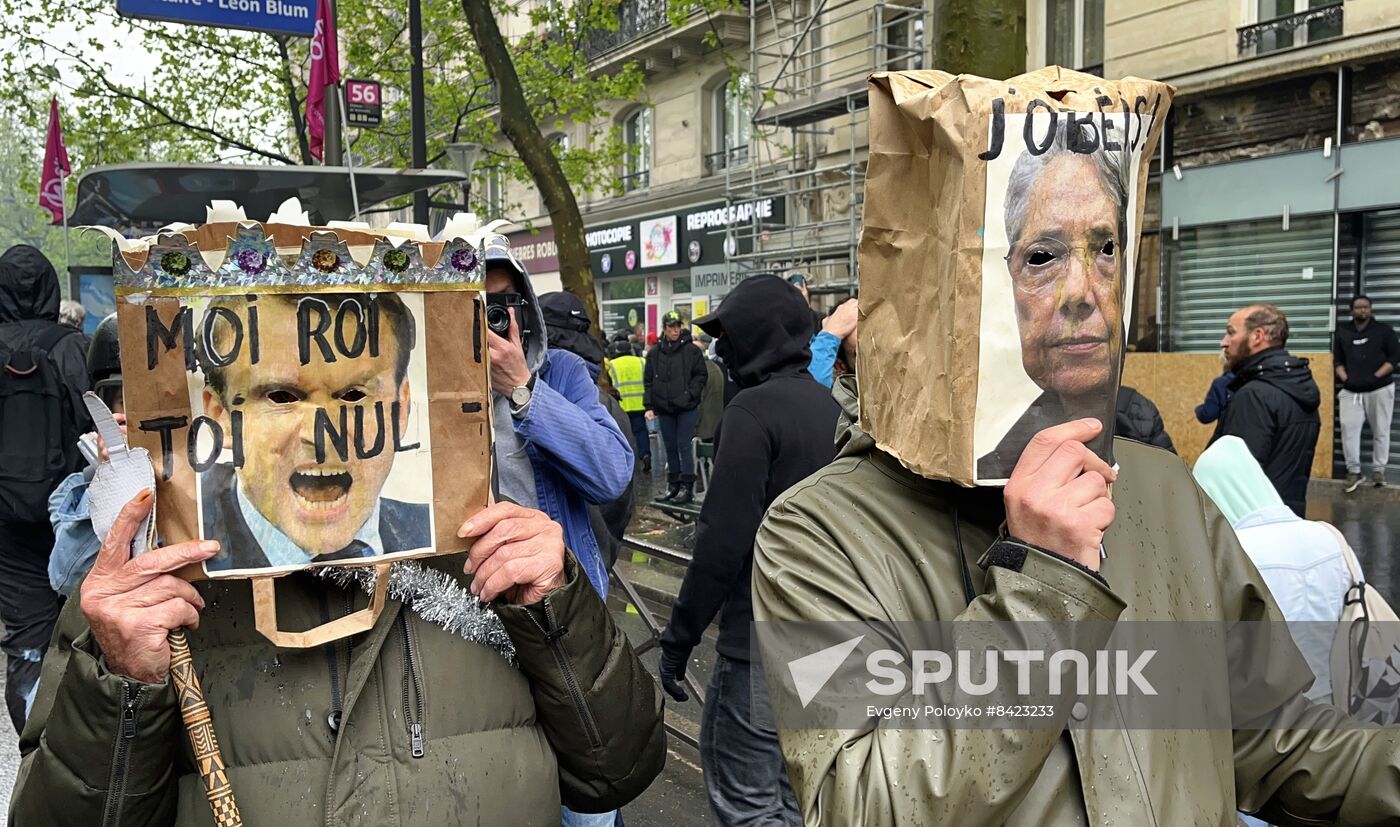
top-left (722, 0), bottom-right (928, 299)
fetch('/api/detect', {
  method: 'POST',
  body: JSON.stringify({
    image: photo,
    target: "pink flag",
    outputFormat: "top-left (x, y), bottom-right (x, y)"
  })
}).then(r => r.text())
top-left (305, 0), bottom-right (341, 162)
top-left (39, 96), bottom-right (70, 225)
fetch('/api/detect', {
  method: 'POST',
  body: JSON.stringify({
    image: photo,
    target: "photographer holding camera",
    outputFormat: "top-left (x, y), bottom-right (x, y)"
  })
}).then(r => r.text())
top-left (481, 237), bottom-right (637, 827)
top-left (482, 238), bottom-right (633, 606)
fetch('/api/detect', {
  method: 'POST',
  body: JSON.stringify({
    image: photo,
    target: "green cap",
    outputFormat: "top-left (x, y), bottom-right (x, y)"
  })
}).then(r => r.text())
top-left (663, 311), bottom-right (684, 326)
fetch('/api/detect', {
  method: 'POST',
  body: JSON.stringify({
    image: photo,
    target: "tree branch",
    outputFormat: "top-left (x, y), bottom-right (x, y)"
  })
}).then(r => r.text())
top-left (19, 36), bottom-right (296, 164)
top-left (275, 34), bottom-right (313, 164)
top-left (459, 0), bottom-right (601, 334)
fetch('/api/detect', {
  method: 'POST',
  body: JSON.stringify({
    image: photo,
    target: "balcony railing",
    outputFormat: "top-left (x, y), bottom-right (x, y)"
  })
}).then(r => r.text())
top-left (586, 0), bottom-right (670, 59)
top-left (1238, 2), bottom-right (1344, 56)
top-left (621, 170), bottom-right (650, 193)
top-left (704, 145), bottom-right (749, 176)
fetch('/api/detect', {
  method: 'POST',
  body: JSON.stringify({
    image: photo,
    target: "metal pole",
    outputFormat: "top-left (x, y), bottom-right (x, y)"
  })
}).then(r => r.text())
top-left (337, 86), bottom-right (362, 220)
top-left (60, 171), bottom-right (70, 273)
top-left (323, 0), bottom-right (343, 166)
top-left (1331, 64), bottom-right (1345, 315)
top-left (410, 0), bottom-right (429, 226)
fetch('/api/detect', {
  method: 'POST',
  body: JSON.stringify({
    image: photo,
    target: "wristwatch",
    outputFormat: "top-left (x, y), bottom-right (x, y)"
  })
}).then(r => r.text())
top-left (509, 380), bottom-right (533, 415)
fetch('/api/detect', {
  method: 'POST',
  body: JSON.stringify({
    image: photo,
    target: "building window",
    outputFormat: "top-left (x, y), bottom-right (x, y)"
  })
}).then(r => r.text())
top-left (883, 11), bottom-right (925, 72)
top-left (622, 108), bottom-right (651, 192)
top-left (707, 76), bottom-right (751, 175)
top-left (480, 166), bottom-right (505, 217)
top-left (599, 276), bottom-right (646, 340)
top-left (1240, 1), bottom-right (1344, 57)
top-left (1045, 0), bottom-right (1103, 74)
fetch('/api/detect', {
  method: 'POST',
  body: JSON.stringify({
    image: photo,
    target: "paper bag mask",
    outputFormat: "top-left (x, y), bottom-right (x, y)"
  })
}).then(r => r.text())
top-left (106, 219), bottom-right (492, 582)
top-left (858, 67), bottom-right (1174, 485)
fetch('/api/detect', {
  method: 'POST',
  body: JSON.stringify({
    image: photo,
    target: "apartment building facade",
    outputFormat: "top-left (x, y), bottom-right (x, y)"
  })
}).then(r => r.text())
top-left (496, 0), bottom-right (1400, 469)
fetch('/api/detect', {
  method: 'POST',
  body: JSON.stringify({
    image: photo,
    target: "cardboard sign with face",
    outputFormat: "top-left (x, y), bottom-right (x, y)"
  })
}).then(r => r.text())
top-left (121, 286), bottom-right (489, 580)
top-left (973, 112), bottom-right (1138, 483)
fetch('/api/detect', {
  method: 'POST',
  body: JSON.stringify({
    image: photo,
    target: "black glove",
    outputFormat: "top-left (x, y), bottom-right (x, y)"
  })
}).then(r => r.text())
top-left (658, 648), bottom-right (691, 703)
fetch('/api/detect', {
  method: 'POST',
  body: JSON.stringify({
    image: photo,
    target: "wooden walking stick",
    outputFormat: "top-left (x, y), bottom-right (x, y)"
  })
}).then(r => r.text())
top-left (77, 394), bottom-right (242, 824)
top-left (168, 629), bottom-right (243, 826)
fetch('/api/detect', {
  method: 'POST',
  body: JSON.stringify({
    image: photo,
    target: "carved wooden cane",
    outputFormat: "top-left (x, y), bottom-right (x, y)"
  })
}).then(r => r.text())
top-left (168, 629), bottom-right (243, 826)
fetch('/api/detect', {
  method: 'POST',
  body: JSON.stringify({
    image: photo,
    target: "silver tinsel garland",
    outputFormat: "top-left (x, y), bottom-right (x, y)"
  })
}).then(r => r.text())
top-left (313, 561), bottom-right (517, 667)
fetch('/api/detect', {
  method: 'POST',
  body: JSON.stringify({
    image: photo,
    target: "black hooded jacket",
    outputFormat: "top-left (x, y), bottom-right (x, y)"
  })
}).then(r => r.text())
top-left (538, 291), bottom-right (636, 570)
top-left (1211, 347), bottom-right (1321, 517)
top-left (539, 291), bottom-right (606, 367)
top-left (644, 329), bottom-right (707, 414)
top-left (1115, 386), bottom-right (1175, 453)
top-left (660, 274), bottom-right (842, 662)
top-left (0, 245), bottom-right (91, 438)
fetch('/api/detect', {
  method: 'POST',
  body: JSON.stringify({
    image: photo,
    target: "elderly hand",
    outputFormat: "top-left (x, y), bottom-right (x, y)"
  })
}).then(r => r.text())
top-left (458, 502), bottom-right (566, 605)
top-left (821, 298), bottom-right (859, 340)
top-left (1003, 419), bottom-right (1117, 571)
top-left (80, 490), bottom-right (218, 683)
top-left (487, 310), bottom-right (532, 397)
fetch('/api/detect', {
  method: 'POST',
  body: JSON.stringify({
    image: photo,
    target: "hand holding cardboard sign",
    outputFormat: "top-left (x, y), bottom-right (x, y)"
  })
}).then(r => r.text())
top-left (1003, 419), bottom-right (1117, 570)
top-left (81, 491), bottom-right (219, 683)
top-left (459, 502), bottom-right (566, 605)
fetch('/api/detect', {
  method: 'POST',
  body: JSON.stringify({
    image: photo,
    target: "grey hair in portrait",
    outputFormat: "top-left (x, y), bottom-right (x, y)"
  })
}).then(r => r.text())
top-left (1004, 119), bottom-right (1130, 253)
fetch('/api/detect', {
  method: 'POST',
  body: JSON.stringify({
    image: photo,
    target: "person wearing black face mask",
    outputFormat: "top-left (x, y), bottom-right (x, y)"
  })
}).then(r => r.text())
top-left (1335, 294), bottom-right (1400, 491)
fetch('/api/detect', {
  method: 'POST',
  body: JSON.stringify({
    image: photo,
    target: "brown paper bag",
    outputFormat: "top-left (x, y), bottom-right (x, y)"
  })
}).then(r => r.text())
top-left (858, 67), bottom-right (1174, 485)
top-left (107, 220), bottom-right (492, 581)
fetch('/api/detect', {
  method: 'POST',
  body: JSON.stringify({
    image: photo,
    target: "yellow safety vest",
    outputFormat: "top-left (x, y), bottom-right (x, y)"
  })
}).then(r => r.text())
top-left (609, 355), bottom-right (646, 412)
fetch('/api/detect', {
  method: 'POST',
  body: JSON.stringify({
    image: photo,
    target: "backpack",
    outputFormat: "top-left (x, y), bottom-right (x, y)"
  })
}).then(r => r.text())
top-left (1325, 522), bottom-right (1400, 724)
top-left (0, 325), bottom-right (81, 522)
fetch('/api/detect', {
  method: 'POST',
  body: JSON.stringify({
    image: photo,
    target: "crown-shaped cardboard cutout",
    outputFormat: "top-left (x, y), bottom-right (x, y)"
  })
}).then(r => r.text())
top-left (88, 199), bottom-right (519, 293)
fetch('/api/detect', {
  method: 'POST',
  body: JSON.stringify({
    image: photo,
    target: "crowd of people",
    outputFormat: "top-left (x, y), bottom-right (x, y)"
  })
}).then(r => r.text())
top-left (3, 223), bottom-right (1400, 826)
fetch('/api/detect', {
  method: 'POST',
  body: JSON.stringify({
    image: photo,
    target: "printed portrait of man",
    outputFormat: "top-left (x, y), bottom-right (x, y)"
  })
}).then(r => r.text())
top-left (976, 123), bottom-right (1130, 481)
top-left (199, 292), bottom-right (431, 573)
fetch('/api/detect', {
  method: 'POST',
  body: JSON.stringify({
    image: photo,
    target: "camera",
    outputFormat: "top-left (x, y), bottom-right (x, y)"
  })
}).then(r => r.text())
top-left (486, 292), bottom-right (531, 336)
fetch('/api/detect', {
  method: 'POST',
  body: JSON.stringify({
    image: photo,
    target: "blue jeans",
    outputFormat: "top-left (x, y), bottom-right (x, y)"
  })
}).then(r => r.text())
top-left (627, 411), bottom-right (650, 460)
top-left (700, 655), bottom-right (801, 826)
top-left (658, 408), bottom-right (699, 479)
top-left (560, 807), bottom-right (617, 826)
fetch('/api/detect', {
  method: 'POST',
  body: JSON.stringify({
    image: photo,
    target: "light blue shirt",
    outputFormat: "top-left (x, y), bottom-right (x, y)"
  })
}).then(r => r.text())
top-left (235, 478), bottom-right (383, 568)
top-left (808, 331), bottom-right (840, 388)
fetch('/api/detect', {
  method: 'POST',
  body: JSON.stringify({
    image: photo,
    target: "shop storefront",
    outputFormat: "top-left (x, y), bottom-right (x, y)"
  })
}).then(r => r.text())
top-left (587, 196), bottom-right (785, 340)
top-left (504, 224), bottom-right (562, 294)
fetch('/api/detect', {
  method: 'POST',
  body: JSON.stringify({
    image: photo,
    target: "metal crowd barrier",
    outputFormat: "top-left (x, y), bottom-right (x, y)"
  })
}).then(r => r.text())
top-left (612, 534), bottom-right (704, 749)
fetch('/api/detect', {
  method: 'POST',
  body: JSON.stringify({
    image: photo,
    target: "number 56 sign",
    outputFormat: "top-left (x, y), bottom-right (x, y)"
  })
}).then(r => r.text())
top-left (345, 79), bottom-right (382, 128)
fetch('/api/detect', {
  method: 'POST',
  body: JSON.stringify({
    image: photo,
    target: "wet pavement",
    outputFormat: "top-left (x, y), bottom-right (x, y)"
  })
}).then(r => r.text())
top-left (1308, 479), bottom-right (1400, 607)
top-left (0, 673), bottom-right (19, 815)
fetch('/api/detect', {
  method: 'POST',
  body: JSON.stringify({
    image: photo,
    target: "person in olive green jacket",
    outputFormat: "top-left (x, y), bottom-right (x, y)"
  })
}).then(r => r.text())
top-left (692, 334), bottom-right (725, 443)
top-left (10, 494), bottom-right (664, 825)
top-left (753, 373), bottom-right (1400, 826)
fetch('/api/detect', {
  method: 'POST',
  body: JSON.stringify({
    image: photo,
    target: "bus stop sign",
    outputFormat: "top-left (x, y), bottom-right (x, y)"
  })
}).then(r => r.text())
top-left (345, 80), bottom-right (383, 128)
